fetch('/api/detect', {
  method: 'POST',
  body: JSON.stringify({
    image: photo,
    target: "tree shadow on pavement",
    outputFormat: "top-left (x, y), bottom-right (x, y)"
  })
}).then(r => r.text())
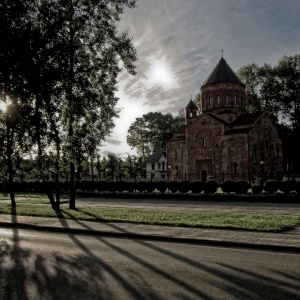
top-left (2, 207), bottom-right (299, 299)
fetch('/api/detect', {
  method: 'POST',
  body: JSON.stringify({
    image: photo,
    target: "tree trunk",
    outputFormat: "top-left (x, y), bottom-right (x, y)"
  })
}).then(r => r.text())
top-left (55, 143), bottom-right (61, 211)
top-left (69, 121), bottom-right (76, 209)
top-left (6, 115), bottom-right (16, 207)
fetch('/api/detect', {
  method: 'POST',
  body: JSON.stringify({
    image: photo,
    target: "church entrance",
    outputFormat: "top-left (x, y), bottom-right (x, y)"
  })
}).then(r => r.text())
top-left (196, 159), bottom-right (212, 182)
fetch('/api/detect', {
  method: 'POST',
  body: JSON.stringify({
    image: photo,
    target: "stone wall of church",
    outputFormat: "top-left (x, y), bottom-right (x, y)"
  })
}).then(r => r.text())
top-left (248, 114), bottom-right (283, 178)
top-left (201, 82), bottom-right (246, 123)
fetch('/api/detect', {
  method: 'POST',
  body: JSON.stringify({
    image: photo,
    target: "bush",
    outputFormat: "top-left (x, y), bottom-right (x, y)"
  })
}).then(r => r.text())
top-left (203, 181), bottom-right (219, 193)
top-left (190, 181), bottom-right (204, 193)
top-left (279, 180), bottom-right (296, 193)
top-left (146, 181), bottom-right (156, 193)
top-left (265, 180), bottom-right (279, 194)
top-left (234, 180), bottom-right (250, 194)
top-left (178, 181), bottom-right (191, 193)
top-left (125, 181), bottom-right (136, 193)
top-left (96, 180), bottom-right (107, 192)
top-left (295, 181), bottom-right (300, 194)
top-left (114, 181), bottom-right (127, 192)
top-left (106, 181), bottom-right (116, 192)
top-left (136, 181), bottom-right (147, 192)
top-left (168, 181), bottom-right (179, 193)
top-left (156, 181), bottom-right (169, 193)
top-left (252, 185), bottom-right (263, 194)
top-left (221, 180), bottom-right (235, 193)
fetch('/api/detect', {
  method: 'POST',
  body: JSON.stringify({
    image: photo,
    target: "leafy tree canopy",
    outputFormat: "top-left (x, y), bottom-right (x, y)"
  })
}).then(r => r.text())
top-left (127, 112), bottom-right (184, 159)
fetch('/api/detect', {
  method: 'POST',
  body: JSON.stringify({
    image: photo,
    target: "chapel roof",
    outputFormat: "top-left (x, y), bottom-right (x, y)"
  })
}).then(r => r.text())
top-left (202, 57), bottom-right (245, 87)
top-left (144, 150), bottom-right (166, 163)
top-left (230, 111), bottom-right (265, 126)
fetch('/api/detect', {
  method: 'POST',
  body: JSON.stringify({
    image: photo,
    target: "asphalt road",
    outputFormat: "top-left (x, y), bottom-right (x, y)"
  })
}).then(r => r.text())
top-left (0, 228), bottom-right (300, 300)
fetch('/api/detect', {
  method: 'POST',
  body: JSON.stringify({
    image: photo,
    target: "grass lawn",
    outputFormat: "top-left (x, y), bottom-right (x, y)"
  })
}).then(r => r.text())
top-left (1, 193), bottom-right (300, 232)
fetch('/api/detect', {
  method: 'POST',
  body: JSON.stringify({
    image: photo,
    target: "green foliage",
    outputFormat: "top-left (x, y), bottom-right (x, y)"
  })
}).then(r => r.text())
top-left (237, 54), bottom-right (300, 171)
top-left (146, 182), bottom-right (156, 193)
top-left (252, 185), bottom-right (263, 194)
top-left (169, 181), bottom-right (179, 193)
top-left (221, 180), bottom-right (235, 193)
top-left (279, 180), bottom-right (296, 194)
top-left (127, 112), bottom-right (184, 159)
top-left (178, 181), bottom-right (191, 193)
top-left (235, 181), bottom-right (250, 194)
top-left (0, 0), bottom-right (138, 208)
top-left (156, 181), bottom-right (169, 193)
top-left (265, 180), bottom-right (279, 194)
top-left (136, 181), bottom-right (147, 192)
top-left (203, 181), bottom-right (219, 193)
top-left (190, 181), bottom-right (204, 193)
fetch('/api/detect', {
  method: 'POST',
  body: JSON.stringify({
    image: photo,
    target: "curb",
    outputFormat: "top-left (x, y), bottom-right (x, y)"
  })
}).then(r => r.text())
top-left (1, 221), bottom-right (300, 253)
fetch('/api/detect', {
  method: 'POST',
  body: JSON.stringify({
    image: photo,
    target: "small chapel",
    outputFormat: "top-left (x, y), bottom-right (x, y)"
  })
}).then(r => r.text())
top-left (167, 56), bottom-right (283, 182)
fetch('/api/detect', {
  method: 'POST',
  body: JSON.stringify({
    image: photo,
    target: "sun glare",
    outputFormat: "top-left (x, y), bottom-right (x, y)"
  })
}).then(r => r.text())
top-left (147, 57), bottom-right (178, 90)
top-left (0, 102), bottom-right (7, 112)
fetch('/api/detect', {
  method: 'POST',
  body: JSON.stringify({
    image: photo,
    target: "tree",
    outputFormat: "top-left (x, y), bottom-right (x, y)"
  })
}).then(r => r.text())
top-left (237, 54), bottom-right (300, 171)
top-left (237, 63), bottom-right (281, 122)
top-left (0, 0), bottom-right (138, 209)
top-left (127, 112), bottom-right (184, 159)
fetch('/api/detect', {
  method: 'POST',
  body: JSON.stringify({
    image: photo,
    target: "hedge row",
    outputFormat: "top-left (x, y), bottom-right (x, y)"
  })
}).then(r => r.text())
top-left (2, 179), bottom-right (300, 194)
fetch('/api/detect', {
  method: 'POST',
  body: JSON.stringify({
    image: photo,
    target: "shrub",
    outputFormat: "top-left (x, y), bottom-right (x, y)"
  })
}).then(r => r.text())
top-left (178, 181), bottom-right (191, 193)
top-left (96, 180), bottom-right (107, 192)
top-left (146, 181), bottom-right (156, 193)
top-left (234, 180), bottom-right (250, 194)
top-left (265, 180), bottom-right (279, 194)
top-left (203, 181), bottom-right (219, 193)
top-left (279, 180), bottom-right (296, 193)
top-left (113, 181), bottom-right (125, 192)
top-left (156, 181), bottom-right (169, 193)
top-left (252, 185), bottom-right (263, 194)
top-left (221, 180), bottom-right (235, 193)
top-left (191, 181), bottom-right (204, 193)
top-left (60, 181), bottom-right (71, 191)
top-left (168, 181), bottom-right (179, 193)
top-left (125, 181), bottom-right (136, 193)
top-left (106, 181), bottom-right (116, 192)
top-left (136, 181), bottom-right (147, 192)
top-left (295, 181), bottom-right (300, 194)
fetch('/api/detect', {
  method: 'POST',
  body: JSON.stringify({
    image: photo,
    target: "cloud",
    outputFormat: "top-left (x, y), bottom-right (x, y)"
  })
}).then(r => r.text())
top-left (104, 138), bottom-right (123, 147)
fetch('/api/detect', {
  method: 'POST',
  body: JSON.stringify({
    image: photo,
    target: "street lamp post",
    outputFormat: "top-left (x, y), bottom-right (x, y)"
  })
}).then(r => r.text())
top-left (167, 165), bottom-right (171, 182)
top-left (260, 161), bottom-right (265, 184)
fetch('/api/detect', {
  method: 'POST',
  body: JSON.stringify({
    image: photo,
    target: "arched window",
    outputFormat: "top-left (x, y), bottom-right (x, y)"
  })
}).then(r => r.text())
top-left (234, 95), bottom-right (238, 104)
top-left (226, 95), bottom-right (229, 104)
top-left (217, 95), bottom-right (220, 104)
top-left (209, 96), bottom-right (211, 106)
top-left (203, 138), bottom-right (206, 147)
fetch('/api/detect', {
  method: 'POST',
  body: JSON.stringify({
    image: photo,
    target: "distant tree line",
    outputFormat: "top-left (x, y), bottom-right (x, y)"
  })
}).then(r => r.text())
top-left (0, 0), bottom-right (138, 210)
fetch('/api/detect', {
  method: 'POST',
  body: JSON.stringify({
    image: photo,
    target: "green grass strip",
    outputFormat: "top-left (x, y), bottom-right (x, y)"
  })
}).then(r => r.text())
top-left (0, 203), bottom-right (299, 232)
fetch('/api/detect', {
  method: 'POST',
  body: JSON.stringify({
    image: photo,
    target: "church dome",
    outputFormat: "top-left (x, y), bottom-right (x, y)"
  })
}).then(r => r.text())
top-left (200, 57), bottom-right (246, 119)
top-left (202, 57), bottom-right (245, 87)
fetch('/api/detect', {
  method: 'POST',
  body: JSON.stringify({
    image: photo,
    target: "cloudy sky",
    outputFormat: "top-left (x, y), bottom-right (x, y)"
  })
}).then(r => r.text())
top-left (100, 0), bottom-right (300, 157)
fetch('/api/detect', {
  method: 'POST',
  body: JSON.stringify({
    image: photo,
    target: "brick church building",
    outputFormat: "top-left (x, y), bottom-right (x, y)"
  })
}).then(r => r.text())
top-left (167, 57), bottom-right (283, 182)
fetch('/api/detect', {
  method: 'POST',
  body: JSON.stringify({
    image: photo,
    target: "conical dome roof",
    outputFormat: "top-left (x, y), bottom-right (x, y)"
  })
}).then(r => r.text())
top-left (202, 57), bottom-right (244, 87)
top-left (186, 99), bottom-right (197, 109)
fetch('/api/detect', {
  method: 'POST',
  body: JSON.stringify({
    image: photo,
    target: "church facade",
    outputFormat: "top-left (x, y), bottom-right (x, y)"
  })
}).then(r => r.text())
top-left (167, 57), bottom-right (283, 182)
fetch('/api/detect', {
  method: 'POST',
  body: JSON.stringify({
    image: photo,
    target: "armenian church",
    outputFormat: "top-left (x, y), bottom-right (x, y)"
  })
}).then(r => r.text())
top-left (167, 57), bottom-right (283, 182)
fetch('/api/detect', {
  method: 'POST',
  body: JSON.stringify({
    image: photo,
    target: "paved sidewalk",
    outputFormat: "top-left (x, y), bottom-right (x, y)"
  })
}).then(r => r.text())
top-left (1, 214), bottom-right (300, 252)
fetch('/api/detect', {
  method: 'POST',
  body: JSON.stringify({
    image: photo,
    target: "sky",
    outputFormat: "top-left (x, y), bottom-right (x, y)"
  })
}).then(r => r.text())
top-left (100, 0), bottom-right (300, 157)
